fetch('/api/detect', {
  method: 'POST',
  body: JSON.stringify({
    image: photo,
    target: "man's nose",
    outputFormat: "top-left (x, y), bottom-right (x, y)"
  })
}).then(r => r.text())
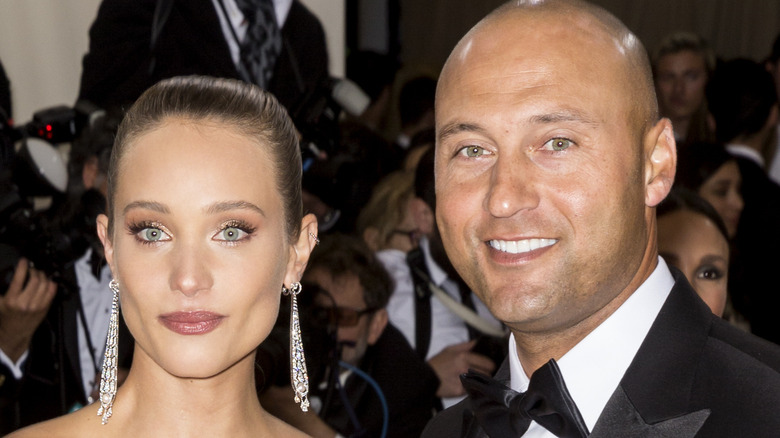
top-left (485, 154), bottom-right (540, 218)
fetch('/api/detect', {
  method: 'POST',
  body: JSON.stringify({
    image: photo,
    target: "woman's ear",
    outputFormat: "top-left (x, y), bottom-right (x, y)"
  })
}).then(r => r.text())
top-left (284, 213), bottom-right (318, 287)
top-left (96, 214), bottom-right (116, 277)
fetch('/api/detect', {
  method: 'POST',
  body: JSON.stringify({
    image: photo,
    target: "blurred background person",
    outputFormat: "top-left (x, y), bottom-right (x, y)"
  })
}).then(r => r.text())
top-left (675, 141), bottom-right (744, 239)
top-left (259, 234), bottom-right (438, 438)
top-left (765, 32), bottom-right (780, 185)
top-left (708, 57), bottom-right (780, 345)
top-left (375, 148), bottom-right (505, 409)
top-left (78, 0), bottom-right (329, 118)
top-left (356, 170), bottom-right (427, 254)
top-left (652, 31), bottom-right (716, 146)
top-left (394, 76), bottom-right (436, 156)
top-left (0, 115), bottom-right (134, 434)
top-left (657, 188), bottom-right (730, 318)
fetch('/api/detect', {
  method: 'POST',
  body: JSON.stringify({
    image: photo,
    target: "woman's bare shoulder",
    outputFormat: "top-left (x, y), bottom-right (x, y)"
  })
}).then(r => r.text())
top-left (6, 405), bottom-right (104, 438)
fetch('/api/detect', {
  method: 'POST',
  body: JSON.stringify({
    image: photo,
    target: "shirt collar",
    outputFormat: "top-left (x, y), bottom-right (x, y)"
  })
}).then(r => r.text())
top-left (509, 257), bottom-right (675, 431)
top-left (420, 237), bottom-right (448, 287)
top-left (727, 143), bottom-right (765, 168)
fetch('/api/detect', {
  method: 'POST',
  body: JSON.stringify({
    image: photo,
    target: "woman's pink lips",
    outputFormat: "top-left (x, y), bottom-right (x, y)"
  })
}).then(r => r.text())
top-left (158, 311), bottom-right (225, 335)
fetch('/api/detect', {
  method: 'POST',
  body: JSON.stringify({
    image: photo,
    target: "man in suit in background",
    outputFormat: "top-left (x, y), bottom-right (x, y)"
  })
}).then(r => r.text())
top-left (423, 0), bottom-right (780, 436)
top-left (78, 0), bottom-right (329, 118)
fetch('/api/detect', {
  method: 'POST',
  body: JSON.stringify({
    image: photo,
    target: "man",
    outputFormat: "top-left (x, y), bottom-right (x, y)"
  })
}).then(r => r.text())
top-left (707, 58), bottom-right (780, 346)
top-left (652, 32), bottom-right (716, 145)
top-left (379, 147), bottom-right (504, 409)
top-left (78, 0), bottom-right (329, 118)
top-left (423, 1), bottom-right (780, 437)
top-left (0, 115), bottom-right (133, 434)
top-left (765, 32), bottom-right (780, 184)
top-left (262, 234), bottom-right (439, 438)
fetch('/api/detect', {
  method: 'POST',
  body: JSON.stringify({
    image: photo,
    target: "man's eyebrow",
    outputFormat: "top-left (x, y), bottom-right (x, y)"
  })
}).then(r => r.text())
top-left (124, 201), bottom-right (170, 215)
top-left (438, 122), bottom-right (488, 143)
top-left (528, 110), bottom-right (600, 127)
top-left (205, 201), bottom-right (266, 217)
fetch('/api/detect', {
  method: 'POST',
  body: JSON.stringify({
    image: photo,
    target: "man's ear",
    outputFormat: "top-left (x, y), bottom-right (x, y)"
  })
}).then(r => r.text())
top-left (362, 227), bottom-right (380, 252)
top-left (644, 118), bottom-right (677, 208)
top-left (82, 156), bottom-right (100, 189)
top-left (96, 214), bottom-right (116, 277)
top-left (284, 214), bottom-right (319, 287)
top-left (410, 197), bottom-right (434, 235)
top-left (367, 308), bottom-right (388, 345)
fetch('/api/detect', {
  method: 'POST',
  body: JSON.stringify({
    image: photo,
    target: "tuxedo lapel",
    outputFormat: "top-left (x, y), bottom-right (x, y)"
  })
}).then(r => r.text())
top-left (592, 270), bottom-right (715, 436)
top-left (590, 386), bottom-right (709, 437)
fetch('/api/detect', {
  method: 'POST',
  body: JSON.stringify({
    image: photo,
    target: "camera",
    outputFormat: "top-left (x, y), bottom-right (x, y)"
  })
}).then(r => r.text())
top-left (0, 103), bottom-right (103, 294)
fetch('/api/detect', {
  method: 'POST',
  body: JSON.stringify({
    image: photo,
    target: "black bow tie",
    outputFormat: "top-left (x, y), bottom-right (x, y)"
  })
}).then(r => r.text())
top-left (461, 359), bottom-right (589, 438)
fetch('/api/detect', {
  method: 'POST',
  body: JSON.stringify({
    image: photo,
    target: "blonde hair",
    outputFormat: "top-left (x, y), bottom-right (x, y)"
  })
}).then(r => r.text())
top-left (356, 170), bottom-right (416, 251)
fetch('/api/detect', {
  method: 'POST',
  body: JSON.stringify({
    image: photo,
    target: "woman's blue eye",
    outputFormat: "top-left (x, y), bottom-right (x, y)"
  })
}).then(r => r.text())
top-left (219, 227), bottom-right (245, 241)
top-left (141, 227), bottom-right (168, 242)
top-left (544, 138), bottom-right (573, 151)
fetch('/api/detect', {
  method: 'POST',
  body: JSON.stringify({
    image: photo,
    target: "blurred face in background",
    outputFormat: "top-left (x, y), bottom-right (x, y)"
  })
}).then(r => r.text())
top-left (655, 50), bottom-right (708, 123)
top-left (697, 160), bottom-right (743, 237)
top-left (658, 209), bottom-right (729, 316)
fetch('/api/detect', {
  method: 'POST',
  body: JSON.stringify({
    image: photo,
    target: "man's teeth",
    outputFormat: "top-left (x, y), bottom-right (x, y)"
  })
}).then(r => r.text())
top-left (488, 238), bottom-right (557, 254)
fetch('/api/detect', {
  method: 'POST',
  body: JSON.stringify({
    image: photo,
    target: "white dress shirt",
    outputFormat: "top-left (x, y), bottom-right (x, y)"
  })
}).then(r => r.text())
top-left (74, 250), bottom-right (113, 399)
top-left (508, 257), bottom-right (675, 436)
top-left (377, 237), bottom-right (501, 408)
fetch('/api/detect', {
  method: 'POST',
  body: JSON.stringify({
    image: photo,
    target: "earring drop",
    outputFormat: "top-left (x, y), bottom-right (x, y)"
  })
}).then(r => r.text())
top-left (97, 278), bottom-right (120, 424)
top-left (283, 282), bottom-right (309, 411)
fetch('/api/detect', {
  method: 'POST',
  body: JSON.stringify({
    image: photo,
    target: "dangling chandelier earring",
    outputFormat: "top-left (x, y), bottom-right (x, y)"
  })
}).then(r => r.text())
top-left (283, 282), bottom-right (309, 411)
top-left (97, 278), bottom-right (120, 424)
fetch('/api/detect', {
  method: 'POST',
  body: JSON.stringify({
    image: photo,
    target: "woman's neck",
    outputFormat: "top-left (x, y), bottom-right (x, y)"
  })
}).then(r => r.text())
top-left (108, 349), bottom-right (272, 437)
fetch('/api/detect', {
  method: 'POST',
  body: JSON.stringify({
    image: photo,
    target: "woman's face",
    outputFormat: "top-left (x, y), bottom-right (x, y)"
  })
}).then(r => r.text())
top-left (98, 119), bottom-right (312, 379)
top-left (658, 209), bottom-right (729, 316)
top-left (697, 160), bottom-right (743, 237)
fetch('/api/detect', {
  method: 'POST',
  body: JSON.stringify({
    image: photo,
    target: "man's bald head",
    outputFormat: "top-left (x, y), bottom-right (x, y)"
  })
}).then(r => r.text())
top-left (440, 0), bottom-right (658, 135)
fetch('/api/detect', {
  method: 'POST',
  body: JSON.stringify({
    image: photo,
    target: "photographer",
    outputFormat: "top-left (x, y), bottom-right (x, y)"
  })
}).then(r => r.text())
top-left (0, 115), bottom-right (133, 434)
top-left (260, 234), bottom-right (439, 438)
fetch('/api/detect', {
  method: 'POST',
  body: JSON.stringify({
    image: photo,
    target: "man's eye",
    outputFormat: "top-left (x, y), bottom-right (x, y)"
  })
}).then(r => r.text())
top-left (139, 227), bottom-right (170, 242)
top-left (459, 146), bottom-right (490, 158)
top-left (543, 138), bottom-right (573, 152)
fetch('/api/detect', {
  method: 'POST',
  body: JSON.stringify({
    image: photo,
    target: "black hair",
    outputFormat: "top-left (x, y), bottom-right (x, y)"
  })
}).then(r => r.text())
top-left (305, 233), bottom-right (393, 310)
top-left (658, 187), bottom-right (730, 244)
top-left (706, 58), bottom-right (778, 143)
top-left (675, 141), bottom-right (736, 193)
top-left (399, 76), bottom-right (436, 127)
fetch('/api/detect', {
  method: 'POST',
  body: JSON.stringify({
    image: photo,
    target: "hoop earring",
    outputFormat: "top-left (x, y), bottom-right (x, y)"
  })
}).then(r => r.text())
top-left (97, 278), bottom-right (120, 425)
top-left (283, 282), bottom-right (309, 411)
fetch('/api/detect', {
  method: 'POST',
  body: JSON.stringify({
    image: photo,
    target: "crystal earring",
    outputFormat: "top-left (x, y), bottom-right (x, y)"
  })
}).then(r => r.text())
top-left (97, 278), bottom-right (120, 425)
top-left (283, 282), bottom-right (309, 411)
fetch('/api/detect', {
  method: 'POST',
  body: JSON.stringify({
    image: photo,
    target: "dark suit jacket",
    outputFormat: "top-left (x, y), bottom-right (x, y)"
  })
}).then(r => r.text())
top-left (319, 324), bottom-right (439, 438)
top-left (77, 0), bottom-right (329, 115)
top-left (0, 273), bottom-right (133, 435)
top-left (422, 270), bottom-right (780, 437)
top-left (729, 156), bottom-right (780, 345)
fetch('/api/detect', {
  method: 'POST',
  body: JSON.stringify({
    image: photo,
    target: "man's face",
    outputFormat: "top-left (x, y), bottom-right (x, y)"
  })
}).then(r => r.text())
top-left (655, 50), bottom-right (708, 123)
top-left (305, 269), bottom-right (383, 366)
top-left (435, 11), bottom-right (659, 334)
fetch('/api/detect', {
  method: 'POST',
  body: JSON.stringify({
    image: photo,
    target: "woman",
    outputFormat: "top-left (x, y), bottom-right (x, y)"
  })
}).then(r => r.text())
top-left (657, 188), bottom-right (730, 316)
top-left (11, 76), bottom-right (318, 437)
top-left (356, 170), bottom-right (430, 253)
top-left (675, 141), bottom-right (743, 238)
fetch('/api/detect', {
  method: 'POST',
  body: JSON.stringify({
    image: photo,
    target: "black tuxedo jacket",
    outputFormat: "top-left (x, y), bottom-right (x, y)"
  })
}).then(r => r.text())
top-left (422, 270), bottom-right (780, 437)
top-left (729, 156), bottom-right (780, 345)
top-left (77, 0), bottom-right (329, 115)
top-left (0, 273), bottom-right (133, 435)
top-left (319, 324), bottom-right (439, 438)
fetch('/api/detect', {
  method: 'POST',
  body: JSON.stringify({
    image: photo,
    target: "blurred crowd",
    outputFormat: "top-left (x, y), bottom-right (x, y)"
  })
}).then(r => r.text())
top-left (1, 1), bottom-right (780, 436)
